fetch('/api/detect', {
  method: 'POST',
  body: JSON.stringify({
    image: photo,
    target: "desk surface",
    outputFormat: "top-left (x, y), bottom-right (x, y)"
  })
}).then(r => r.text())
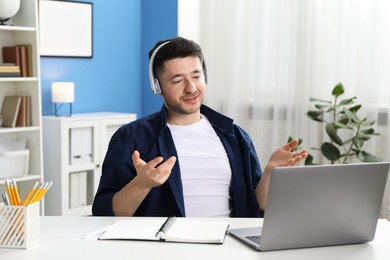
top-left (1, 217), bottom-right (389, 260)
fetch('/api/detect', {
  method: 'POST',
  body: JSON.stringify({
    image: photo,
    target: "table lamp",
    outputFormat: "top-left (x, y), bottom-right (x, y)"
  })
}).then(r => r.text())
top-left (51, 82), bottom-right (74, 116)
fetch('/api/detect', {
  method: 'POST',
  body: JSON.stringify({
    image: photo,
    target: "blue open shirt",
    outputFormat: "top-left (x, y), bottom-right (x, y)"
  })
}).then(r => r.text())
top-left (92, 105), bottom-right (263, 217)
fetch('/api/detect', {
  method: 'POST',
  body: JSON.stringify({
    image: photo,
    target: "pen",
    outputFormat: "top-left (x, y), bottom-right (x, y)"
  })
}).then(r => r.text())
top-left (82, 222), bottom-right (119, 239)
top-left (1, 193), bottom-right (10, 206)
top-left (21, 182), bottom-right (39, 206)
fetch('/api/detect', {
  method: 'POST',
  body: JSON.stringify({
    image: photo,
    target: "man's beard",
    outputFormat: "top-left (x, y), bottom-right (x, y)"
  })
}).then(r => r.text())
top-left (165, 97), bottom-right (203, 115)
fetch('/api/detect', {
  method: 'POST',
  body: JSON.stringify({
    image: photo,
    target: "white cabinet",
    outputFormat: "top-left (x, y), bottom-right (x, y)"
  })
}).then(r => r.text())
top-left (0, 0), bottom-right (44, 211)
top-left (42, 112), bottom-right (136, 216)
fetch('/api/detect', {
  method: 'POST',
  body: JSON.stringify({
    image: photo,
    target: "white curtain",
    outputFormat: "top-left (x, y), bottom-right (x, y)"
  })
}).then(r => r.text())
top-left (178, 0), bottom-right (390, 219)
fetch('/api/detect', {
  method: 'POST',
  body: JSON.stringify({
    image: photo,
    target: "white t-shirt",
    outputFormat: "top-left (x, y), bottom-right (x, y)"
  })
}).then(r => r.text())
top-left (168, 115), bottom-right (232, 217)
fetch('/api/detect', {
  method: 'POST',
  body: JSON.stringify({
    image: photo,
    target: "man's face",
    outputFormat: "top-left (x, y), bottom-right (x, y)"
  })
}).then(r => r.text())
top-left (158, 56), bottom-right (206, 124)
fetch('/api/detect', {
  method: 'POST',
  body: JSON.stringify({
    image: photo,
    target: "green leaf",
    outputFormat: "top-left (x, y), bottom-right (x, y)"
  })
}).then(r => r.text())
top-left (361, 128), bottom-right (375, 135)
top-left (349, 104), bottom-right (362, 113)
top-left (332, 83), bottom-right (345, 97)
top-left (357, 132), bottom-right (371, 141)
top-left (315, 104), bottom-right (331, 109)
top-left (343, 107), bottom-right (360, 123)
top-left (326, 107), bottom-right (335, 113)
top-left (287, 137), bottom-right (303, 152)
top-left (334, 121), bottom-right (352, 129)
top-left (307, 111), bottom-right (324, 122)
top-left (338, 116), bottom-right (349, 125)
top-left (325, 123), bottom-right (343, 145)
top-left (307, 110), bottom-right (322, 117)
top-left (362, 120), bottom-right (376, 126)
top-left (357, 151), bottom-right (382, 162)
top-left (304, 154), bottom-right (316, 165)
top-left (347, 121), bottom-right (358, 128)
top-left (353, 137), bottom-right (363, 150)
top-left (321, 142), bottom-right (341, 161)
top-left (338, 97), bottom-right (356, 106)
top-left (310, 97), bottom-right (332, 103)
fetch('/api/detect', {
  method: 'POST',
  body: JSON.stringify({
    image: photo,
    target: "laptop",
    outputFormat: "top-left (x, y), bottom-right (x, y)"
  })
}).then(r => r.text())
top-left (228, 162), bottom-right (389, 251)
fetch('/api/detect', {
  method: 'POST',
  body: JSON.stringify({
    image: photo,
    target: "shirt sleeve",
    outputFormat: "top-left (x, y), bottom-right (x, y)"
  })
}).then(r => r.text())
top-left (92, 127), bottom-right (135, 216)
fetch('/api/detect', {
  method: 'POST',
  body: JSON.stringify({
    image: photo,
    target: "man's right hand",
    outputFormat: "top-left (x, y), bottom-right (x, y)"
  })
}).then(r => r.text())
top-left (132, 150), bottom-right (177, 189)
top-left (112, 150), bottom-right (176, 216)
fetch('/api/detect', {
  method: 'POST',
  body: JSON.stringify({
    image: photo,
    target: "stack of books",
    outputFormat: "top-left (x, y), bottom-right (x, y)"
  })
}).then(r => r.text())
top-left (1, 44), bottom-right (33, 77)
top-left (0, 96), bottom-right (31, 127)
top-left (0, 64), bottom-right (21, 77)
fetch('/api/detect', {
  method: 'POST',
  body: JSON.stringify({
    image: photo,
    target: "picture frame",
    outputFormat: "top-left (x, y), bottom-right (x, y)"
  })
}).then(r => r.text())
top-left (39, 0), bottom-right (93, 58)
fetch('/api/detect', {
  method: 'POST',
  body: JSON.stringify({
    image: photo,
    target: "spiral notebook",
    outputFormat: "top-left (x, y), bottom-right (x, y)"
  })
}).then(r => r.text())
top-left (98, 217), bottom-right (229, 244)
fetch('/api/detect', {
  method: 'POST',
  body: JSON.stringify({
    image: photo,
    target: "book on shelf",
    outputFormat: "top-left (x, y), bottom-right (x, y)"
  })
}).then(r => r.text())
top-left (18, 45), bottom-right (28, 77)
top-left (2, 46), bottom-right (21, 69)
top-left (0, 95), bottom-right (31, 127)
top-left (0, 64), bottom-right (20, 71)
top-left (26, 95), bottom-right (31, 126)
top-left (0, 72), bottom-right (22, 77)
top-left (98, 217), bottom-right (229, 244)
top-left (15, 95), bottom-right (31, 127)
top-left (25, 44), bottom-right (33, 77)
top-left (1, 96), bottom-right (22, 127)
top-left (15, 95), bottom-right (27, 127)
top-left (2, 44), bottom-right (32, 77)
top-left (0, 64), bottom-right (21, 77)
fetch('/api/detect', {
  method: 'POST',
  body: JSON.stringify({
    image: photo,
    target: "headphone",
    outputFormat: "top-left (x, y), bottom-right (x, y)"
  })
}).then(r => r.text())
top-left (148, 40), bottom-right (208, 94)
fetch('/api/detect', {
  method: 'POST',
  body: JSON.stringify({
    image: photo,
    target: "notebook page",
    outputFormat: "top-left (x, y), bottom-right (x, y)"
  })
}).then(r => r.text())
top-left (99, 218), bottom-right (167, 240)
top-left (162, 218), bottom-right (229, 243)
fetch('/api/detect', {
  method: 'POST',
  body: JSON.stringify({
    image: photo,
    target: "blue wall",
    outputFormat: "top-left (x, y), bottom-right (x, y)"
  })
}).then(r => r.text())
top-left (40, 0), bottom-right (177, 117)
top-left (140, 0), bottom-right (178, 116)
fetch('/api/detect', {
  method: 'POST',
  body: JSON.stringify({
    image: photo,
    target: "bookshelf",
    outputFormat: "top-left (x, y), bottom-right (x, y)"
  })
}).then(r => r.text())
top-left (42, 112), bottom-right (137, 216)
top-left (0, 0), bottom-right (44, 212)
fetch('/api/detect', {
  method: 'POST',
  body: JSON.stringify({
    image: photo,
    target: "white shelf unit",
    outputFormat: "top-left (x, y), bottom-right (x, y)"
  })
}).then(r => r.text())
top-left (0, 0), bottom-right (44, 211)
top-left (42, 112), bottom-right (137, 216)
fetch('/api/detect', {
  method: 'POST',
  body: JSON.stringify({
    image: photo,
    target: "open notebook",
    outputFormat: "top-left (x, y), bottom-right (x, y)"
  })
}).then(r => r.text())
top-left (98, 217), bottom-right (229, 244)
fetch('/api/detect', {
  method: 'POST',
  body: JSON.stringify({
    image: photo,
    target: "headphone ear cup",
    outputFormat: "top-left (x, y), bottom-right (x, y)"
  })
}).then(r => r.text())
top-left (149, 41), bottom-right (171, 94)
top-left (153, 78), bottom-right (162, 94)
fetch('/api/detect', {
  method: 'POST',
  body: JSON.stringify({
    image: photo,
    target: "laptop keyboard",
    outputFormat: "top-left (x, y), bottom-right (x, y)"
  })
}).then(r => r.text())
top-left (246, 235), bottom-right (261, 245)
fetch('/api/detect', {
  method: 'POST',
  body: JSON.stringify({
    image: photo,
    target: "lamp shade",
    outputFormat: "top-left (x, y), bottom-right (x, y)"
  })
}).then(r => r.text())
top-left (51, 82), bottom-right (75, 103)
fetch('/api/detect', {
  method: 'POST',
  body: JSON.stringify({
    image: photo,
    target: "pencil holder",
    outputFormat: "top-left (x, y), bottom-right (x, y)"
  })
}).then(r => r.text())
top-left (0, 202), bottom-right (39, 249)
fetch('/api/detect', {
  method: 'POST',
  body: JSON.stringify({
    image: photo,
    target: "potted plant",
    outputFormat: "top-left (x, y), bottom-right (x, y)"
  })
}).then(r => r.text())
top-left (290, 83), bottom-right (381, 165)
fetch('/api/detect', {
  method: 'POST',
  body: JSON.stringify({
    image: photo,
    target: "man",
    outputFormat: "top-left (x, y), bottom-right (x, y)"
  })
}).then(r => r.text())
top-left (92, 37), bottom-right (307, 217)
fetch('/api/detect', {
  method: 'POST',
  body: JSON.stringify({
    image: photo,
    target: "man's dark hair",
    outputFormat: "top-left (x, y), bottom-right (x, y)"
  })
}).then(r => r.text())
top-left (148, 37), bottom-right (205, 79)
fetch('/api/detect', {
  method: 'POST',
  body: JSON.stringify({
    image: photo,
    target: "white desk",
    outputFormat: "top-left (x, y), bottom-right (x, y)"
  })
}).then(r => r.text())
top-left (1, 217), bottom-right (389, 260)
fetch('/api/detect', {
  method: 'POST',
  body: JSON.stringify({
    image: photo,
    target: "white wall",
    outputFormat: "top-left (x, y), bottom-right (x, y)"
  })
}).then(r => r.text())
top-left (178, 0), bottom-right (200, 41)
